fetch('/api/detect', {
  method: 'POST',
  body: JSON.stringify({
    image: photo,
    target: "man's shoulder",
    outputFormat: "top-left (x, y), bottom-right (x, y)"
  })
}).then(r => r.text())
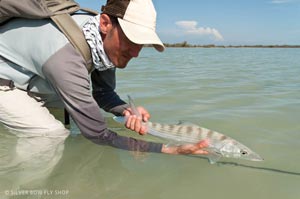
top-left (71, 13), bottom-right (97, 27)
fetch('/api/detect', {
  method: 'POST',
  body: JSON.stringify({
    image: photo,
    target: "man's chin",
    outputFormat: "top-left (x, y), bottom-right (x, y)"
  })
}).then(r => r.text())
top-left (115, 61), bottom-right (130, 69)
top-left (115, 65), bottom-right (127, 69)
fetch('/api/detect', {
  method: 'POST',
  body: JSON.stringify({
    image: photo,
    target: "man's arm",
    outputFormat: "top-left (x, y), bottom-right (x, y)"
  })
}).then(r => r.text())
top-left (91, 68), bottom-right (128, 116)
top-left (42, 43), bottom-right (162, 152)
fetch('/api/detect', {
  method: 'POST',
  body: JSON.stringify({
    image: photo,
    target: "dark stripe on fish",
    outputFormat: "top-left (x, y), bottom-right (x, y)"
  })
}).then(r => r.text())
top-left (178, 125), bottom-right (184, 134)
top-left (220, 135), bottom-right (227, 141)
top-left (186, 126), bottom-right (193, 135)
top-left (168, 124), bottom-right (176, 132)
top-left (207, 130), bottom-right (214, 138)
top-left (197, 127), bottom-right (203, 137)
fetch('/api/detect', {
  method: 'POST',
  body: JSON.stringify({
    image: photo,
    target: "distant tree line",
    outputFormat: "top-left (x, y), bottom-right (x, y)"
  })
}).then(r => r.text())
top-left (145, 41), bottom-right (300, 48)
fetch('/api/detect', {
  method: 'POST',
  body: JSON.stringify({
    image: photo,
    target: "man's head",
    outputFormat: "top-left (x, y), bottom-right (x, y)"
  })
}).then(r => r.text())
top-left (100, 0), bottom-right (164, 68)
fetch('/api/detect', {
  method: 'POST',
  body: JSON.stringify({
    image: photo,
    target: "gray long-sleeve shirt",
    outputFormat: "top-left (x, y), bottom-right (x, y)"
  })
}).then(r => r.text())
top-left (0, 14), bottom-right (162, 153)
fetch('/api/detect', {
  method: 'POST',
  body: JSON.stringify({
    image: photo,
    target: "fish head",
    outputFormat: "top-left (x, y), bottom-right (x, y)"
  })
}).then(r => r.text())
top-left (218, 140), bottom-right (264, 162)
top-left (237, 146), bottom-right (264, 161)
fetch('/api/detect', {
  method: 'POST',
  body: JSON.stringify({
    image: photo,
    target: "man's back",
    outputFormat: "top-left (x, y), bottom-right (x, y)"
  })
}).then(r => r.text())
top-left (0, 14), bottom-right (91, 77)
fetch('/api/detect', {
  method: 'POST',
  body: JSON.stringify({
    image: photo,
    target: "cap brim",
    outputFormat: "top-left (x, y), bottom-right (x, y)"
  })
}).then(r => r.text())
top-left (118, 18), bottom-right (165, 52)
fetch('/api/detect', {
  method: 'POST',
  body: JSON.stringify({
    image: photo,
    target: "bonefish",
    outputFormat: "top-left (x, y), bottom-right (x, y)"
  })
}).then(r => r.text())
top-left (113, 96), bottom-right (263, 164)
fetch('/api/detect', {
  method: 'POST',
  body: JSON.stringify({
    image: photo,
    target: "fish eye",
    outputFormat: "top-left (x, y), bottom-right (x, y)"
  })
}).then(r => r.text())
top-left (240, 150), bottom-right (248, 155)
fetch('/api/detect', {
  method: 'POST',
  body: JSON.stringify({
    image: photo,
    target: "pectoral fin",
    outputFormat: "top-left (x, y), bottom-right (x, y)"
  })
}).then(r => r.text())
top-left (128, 95), bottom-right (141, 117)
top-left (207, 152), bottom-right (222, 164)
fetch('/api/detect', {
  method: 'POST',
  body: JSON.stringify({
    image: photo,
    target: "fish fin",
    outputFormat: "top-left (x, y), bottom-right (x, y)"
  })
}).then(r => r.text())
top-left (177, 120), bottom-right (187, 125)
top-left (128, 95), bottom-right (141, 117)
top-left (176, 121), bottom-right (200, 127)
top-left (207, 152), bottom-right (222, 164)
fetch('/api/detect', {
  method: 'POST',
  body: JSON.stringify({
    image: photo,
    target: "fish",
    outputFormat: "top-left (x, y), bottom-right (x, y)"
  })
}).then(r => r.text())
top-left (113, 96), bottom-right (263, 164)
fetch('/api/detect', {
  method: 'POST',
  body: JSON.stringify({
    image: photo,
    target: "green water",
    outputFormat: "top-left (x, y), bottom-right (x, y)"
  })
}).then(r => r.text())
top-left (1, 48), bottom-right (300, 199)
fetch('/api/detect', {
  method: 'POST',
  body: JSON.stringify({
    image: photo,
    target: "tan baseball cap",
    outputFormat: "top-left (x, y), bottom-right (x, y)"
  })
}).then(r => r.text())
top-left (101, 0), bottom-right (165, 52)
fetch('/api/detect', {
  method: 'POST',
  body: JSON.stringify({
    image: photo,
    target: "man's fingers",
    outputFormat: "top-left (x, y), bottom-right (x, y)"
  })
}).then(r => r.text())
top-left (134, 117), bottom-right (142, 134)
top-left (197, 139), bottom-right (210, 148)
top-left (140, 125), bottom-right (148, 135)
top-left (176, 140), bottom-right (210, 155)
top-left (192, 149), bottom-right (209, 155)
top-left (123, 109), bottom-right (131, 117)
top-left (125, 115), bottom-right (147, 135)
top-left (130, 116), bottom-right (136, 130)
top-left (136, 107), bottom-right (150, 122)
top-left (125, 115), bottom-right (132, 129)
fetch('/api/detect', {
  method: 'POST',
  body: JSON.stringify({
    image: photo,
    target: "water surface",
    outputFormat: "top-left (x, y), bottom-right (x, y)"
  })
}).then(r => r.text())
top-left (1, 48), bottom-right (300, 199)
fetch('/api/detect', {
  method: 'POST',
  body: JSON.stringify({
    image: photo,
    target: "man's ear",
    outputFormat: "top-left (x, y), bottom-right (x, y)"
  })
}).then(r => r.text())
top-left (100, 14), bottom-right (112, 34)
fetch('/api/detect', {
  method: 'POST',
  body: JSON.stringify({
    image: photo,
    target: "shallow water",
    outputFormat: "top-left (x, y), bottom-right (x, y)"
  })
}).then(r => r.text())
top-left (1, 48), bottom-right (300, 199)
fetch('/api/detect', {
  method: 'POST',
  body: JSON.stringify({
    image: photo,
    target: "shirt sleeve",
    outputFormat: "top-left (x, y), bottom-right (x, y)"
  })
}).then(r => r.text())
top-left (42, 43), bottom-right (162, 153)
top-left (91, 68), bottom-right (128, 116)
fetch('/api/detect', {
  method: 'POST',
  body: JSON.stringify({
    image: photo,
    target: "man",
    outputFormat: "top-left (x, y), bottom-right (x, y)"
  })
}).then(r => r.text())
top-left (0, 0), bottom-right (208, 155)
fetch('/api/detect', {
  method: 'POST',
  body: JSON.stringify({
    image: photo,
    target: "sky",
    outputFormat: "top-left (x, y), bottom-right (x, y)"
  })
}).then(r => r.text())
top-left (77, 0), bottom-right (300, 45)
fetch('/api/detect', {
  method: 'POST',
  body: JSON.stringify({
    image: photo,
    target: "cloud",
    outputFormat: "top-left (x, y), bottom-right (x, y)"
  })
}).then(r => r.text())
top-left (175, 20), bottom-right (224, 41)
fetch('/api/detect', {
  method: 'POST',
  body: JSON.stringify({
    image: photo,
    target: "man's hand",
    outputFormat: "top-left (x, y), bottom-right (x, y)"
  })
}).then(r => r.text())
top-left (123, 106), bottom-right (150, 135)
top-left (161, 140), bottom-right (209, 155)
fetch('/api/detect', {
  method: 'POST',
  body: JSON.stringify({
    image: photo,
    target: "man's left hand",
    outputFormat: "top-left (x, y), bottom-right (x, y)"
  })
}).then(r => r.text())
top-left (123, 106), bottom-right (150, 135)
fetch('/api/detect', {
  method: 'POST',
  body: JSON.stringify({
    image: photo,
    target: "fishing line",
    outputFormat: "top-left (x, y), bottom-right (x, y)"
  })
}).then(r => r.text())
top-left (218, 161), bottom-right (300, 176)
top-left (190, 156), bottom-right (300, 176)
top-left (192, 156), bottom-right (300, 176)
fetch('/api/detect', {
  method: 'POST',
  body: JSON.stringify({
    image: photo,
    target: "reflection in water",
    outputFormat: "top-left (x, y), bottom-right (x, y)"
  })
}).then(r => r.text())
top-left (0, 126), bottom-right (68, 194)
top-left (38, 135), bottom-right (167, 199)
top-left (41, 135), bottom-right (133, 199)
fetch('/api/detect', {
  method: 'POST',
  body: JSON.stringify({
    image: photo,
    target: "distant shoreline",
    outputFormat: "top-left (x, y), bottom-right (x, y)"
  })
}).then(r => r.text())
top-left (165, 45), bottom-right (300, 48)
top-left (146, 43), bottom-right (300, 48)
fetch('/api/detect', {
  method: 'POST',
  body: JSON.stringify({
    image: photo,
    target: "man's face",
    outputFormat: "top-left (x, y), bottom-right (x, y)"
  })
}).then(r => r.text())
top-left (100, 14), bottom-right (143, 68)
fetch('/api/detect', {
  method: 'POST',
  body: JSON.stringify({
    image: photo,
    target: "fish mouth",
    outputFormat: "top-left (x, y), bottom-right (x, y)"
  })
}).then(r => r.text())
top-left (249, 153), bottom-right (264, 161)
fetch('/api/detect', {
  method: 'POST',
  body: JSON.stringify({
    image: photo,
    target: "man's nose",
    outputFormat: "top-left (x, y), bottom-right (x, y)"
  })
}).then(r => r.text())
top-left (129, 43), bottom-right (143, 57)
